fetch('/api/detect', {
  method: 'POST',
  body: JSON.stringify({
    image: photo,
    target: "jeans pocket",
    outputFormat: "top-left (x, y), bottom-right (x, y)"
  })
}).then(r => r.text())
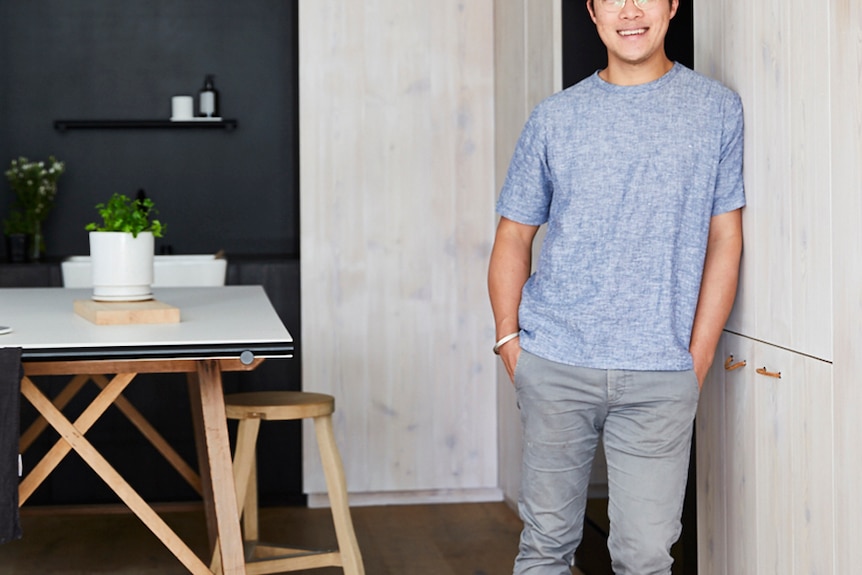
top-left (684, 369), bottom-right (702, 412)
top-left (689, 368), bottom-right (701, 393)
top-left (512, 348), bottom-right (531, 390)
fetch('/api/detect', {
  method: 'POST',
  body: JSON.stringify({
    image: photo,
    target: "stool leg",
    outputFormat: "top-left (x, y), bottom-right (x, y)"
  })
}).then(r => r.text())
top-left (314, 414), bottom-right (365, 575)
top-left (243, 450), bottom-right (259, 541)
top-left (233, 417), bottom-right (262, 540)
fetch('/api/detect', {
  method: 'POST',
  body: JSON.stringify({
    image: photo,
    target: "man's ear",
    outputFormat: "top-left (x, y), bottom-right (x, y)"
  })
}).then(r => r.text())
top-left (669, 0), bottom-right (680, 19)
top-left (586, 0), bottom-right (598, 24)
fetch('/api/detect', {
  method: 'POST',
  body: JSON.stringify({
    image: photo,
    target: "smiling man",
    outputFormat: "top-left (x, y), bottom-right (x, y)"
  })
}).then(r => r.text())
top-left (488, 1), bottom-right (745, 573)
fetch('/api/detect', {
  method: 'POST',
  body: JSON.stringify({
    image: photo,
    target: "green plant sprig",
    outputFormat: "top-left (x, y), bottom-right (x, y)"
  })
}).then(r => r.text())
top-left (5, 155), bottom-right (65, 223)
top-left (3, 155), bottom-right (64, 236)
top-left (2, 210), bottom-right (29, 235)
top-left (85, 193), bottom-right (166, 238)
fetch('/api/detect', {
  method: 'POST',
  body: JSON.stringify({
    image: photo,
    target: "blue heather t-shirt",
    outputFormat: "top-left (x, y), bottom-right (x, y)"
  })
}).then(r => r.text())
top-left (497, 63), bottom-right (745, 371)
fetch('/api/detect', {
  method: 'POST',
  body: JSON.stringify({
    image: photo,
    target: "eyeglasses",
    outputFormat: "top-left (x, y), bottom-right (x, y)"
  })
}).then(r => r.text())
top-left (597, 0), bottom-right (657, 12)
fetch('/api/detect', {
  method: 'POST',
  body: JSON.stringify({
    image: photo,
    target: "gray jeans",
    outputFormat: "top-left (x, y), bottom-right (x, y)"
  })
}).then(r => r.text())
top-left (512, 351), bottom-right (700, 575)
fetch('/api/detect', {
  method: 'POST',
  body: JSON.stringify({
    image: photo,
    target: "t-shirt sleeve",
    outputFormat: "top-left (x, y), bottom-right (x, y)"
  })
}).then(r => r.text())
top-left (712, 91), bottom-right (746, 216)
top-left (496, 109), bottom-right (554, 226)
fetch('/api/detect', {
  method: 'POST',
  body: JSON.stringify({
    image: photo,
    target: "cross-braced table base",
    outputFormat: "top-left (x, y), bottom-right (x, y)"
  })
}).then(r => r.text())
top-left (19, 358), bottom-right (262, 575)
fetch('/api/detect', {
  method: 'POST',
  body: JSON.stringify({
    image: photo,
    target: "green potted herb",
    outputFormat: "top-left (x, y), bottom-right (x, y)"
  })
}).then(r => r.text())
top-left (85, 193), bottom-right (166, 301)
top-left (86, 192), bottom-right (165, 237)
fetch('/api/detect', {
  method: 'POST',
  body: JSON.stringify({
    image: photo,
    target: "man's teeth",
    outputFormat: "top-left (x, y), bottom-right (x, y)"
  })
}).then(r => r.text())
top-left (619, 29), bottom-right (646, 36)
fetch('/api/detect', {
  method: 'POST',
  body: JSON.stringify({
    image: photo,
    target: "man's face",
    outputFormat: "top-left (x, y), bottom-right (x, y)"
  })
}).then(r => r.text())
top-left (586, 0), bottom-right (678, 72)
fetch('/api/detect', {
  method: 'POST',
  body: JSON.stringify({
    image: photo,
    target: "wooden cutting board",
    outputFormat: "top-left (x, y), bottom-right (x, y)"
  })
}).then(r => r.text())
top-left (74, 299), bottom-right (180, 325)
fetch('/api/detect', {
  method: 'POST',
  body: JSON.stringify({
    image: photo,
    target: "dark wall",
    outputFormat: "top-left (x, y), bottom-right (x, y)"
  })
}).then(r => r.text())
top-left (562, 0), bottom-right (694, 87)
top-left (1, 1), bottom-right (304, 507)
top-left (0, 0), bottom-right (299, 257)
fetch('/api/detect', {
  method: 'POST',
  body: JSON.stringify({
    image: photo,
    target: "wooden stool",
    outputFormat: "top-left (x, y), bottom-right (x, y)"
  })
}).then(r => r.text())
top-left (215, 391), bottom-right (364, 575)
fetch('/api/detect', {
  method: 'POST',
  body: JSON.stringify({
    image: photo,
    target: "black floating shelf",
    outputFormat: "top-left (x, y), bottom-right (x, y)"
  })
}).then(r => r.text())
top-left (54, 119), bottom-right (238, 132)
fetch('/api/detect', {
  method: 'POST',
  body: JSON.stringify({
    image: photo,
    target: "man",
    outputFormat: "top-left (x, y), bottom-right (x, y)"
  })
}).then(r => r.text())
top-left (488, 0), bottom-right (744, 573)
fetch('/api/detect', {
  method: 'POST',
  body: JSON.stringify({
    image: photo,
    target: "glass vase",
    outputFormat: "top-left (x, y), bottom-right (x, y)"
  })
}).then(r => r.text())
top-left (29, 220), bottom-right (43, 262)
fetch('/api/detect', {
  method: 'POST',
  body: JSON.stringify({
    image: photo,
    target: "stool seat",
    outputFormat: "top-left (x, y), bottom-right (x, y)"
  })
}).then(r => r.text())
top-left (225, 391), bottom-right (334, 421)
top-left (211, 391), bottom-right (364, 575)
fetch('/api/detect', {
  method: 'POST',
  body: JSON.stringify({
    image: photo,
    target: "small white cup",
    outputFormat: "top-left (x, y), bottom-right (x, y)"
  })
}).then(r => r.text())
top-left (171, 95), bottom-right (194, 120)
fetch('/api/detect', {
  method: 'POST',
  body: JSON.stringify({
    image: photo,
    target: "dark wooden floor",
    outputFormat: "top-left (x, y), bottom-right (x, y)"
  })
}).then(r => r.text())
top-left (0, 501), bottom-right (587, 575)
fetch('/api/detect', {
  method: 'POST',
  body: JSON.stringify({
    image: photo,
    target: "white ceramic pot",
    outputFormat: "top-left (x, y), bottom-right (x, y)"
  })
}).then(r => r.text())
top-left (89, 231), bottom-right (155, 301)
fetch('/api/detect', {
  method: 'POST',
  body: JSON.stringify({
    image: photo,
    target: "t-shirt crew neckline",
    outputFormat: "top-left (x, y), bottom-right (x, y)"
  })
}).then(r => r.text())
top-left (591, 61), bottom-right (681, 94)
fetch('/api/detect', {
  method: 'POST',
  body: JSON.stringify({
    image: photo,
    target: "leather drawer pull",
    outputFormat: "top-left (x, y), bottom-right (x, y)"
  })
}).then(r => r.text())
top-left (724, 355), bottom-right (747, 371)
top-left (756, 367), bottom-right (782, 379)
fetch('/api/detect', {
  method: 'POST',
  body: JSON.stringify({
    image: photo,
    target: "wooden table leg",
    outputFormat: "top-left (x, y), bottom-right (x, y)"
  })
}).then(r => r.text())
top-left (195, 360), bottom-right (246, 575)
top-left (19, 377), bottom-right (212, 575)
top-left (19, 373), bottom-right (136, 504)
top-left (19, 374), bottom-right (89, 452)
top-left (188, 372), bottom-right (220, 554)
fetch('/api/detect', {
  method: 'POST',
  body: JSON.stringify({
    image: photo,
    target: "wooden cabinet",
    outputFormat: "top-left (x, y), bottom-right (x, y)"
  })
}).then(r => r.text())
top-left (697, 333), bottom-right (833, 575)
top-left (716, 0), bottom-right (833, 362)
top-left (695, 1), bottom-right (862, 572)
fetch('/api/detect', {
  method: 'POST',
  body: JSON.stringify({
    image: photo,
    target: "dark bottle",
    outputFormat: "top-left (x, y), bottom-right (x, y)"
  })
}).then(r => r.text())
top-left (198, 74), bottom-right (219, 118)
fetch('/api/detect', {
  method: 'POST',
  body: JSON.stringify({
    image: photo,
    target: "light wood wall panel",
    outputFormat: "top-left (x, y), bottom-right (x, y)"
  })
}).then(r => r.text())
top-left (724, 0), bottom-right (832, 359)
top-left (695, 336), bottom-right (728, 574)
top-left (493, 0), bottom-right (561, 509)
top-left (753, 344), bottom-right (833, 575)
top-left (713, 0), bottom-right (757, 343)
top-left (788, 0), bottom-right (832, 359)
top-left (299, 0), bottom-right (498, 501)
top-left (696, 0), bottom-right (861, 571)
top-left (748, 0), bottom-right (795, 348)
top-left (830, 1), bottom-right (862, 571)
top-left (720, 336), bottom-right (757, 575)
top-left (717, 0), bottom-right (832, 359)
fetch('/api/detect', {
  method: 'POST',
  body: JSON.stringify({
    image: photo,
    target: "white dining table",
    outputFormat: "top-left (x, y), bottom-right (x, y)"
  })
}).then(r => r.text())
top-left (0, 286), bottom-right (293, 574)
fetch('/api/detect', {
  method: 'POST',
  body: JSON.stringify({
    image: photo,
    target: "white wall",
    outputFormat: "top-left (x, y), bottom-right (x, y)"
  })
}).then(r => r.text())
top-left (299, 0), bottom-right (499, 505)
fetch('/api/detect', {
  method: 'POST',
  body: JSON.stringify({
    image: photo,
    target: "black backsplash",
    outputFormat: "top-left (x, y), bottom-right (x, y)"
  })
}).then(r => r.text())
top-left (0, 0), bottom-right (299, 258)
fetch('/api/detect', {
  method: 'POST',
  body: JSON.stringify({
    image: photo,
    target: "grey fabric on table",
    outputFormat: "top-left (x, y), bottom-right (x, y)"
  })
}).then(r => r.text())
top-left (0, 347), bottom-right (22, 544)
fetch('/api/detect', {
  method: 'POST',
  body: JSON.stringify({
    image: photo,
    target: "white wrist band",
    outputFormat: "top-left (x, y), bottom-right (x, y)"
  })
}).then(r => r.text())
top-left (493, 331), bottom-right (520, 355)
